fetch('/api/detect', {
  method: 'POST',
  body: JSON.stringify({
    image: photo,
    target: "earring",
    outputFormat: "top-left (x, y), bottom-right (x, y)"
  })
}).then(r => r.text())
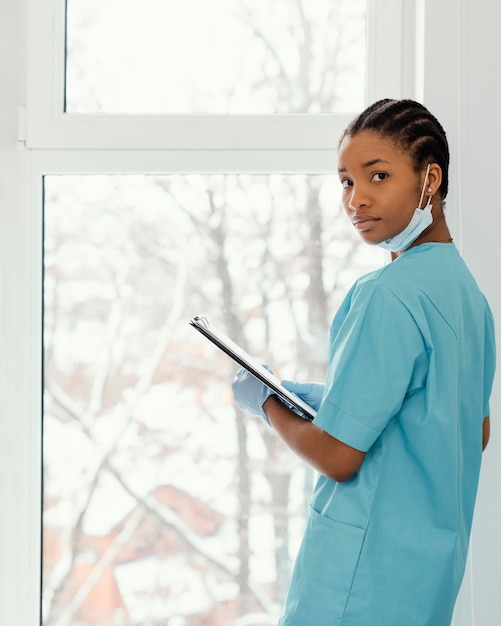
top-left (427, 187), bottom-right (433, 193)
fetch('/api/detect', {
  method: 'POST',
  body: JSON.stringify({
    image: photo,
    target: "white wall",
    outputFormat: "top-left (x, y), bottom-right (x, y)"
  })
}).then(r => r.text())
top-left (421, 2), bottom-right (501, 624)
top-left (453, 2), bottom-right (501, 623)
top-left (0, 0), bottom-right (500, 624)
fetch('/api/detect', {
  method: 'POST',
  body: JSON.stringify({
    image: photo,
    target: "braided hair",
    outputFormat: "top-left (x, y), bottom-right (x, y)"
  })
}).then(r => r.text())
top-left (340, 99), bottom-right (450, 199)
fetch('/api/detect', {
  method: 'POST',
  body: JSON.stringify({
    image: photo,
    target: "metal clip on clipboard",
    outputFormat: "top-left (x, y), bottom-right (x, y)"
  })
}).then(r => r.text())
top-left (189, 315), bottom-right (317, 421)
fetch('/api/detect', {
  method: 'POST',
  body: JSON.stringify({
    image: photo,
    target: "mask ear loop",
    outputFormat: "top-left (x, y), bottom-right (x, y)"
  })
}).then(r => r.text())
top-left (418, 164), bottom-right (432, 210)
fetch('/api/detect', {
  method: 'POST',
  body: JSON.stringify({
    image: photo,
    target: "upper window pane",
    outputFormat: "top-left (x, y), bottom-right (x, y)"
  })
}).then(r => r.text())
top-left (65, 0), bottom-right (367, 114)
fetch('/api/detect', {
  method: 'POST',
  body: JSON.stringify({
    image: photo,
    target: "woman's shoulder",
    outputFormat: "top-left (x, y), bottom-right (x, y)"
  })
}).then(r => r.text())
top-left (346, 266), bottom-right (409, 312)
top-left (352, 243), bottom-right (491, 325)
top-left (356, 243), bottom-right (463, 293)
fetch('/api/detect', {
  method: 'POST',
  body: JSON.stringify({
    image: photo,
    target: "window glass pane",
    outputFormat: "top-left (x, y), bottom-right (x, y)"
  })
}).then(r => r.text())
top-left (65, 0), bottom-right (367, 114)
top-left (43, 174), bottom-right (383, 625)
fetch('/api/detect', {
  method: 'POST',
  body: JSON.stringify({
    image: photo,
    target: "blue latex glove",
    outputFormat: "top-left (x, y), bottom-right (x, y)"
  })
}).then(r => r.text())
top-left (281, 380), bottom-right (325, 413)
top-left (232, 367), bottom-right (276, 425)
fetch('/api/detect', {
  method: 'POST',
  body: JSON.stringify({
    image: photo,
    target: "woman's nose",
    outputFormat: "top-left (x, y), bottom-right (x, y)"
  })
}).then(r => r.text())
top-left (347, 186), bottom-right (368, 210)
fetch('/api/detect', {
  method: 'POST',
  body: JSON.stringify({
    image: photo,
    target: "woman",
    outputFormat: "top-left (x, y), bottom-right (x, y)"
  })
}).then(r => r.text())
top-left (232, 99), bottom-right (496, 625)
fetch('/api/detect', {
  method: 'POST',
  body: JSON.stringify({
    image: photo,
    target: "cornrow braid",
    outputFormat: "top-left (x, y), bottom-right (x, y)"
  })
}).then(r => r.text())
top-left (340, 99), bottom-right (450, 199)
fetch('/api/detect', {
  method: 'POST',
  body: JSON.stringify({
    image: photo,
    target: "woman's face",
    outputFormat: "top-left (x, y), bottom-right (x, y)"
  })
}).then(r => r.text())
top-left (337, 130), bottom-right (426, 246)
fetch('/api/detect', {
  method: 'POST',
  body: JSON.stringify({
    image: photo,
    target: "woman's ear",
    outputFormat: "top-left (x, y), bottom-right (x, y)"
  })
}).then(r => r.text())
top-left (426, 163), bottom-right (442, 196)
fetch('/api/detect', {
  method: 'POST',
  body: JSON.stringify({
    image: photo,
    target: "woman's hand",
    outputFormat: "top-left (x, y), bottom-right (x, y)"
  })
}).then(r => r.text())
top-left (281, 380), bottom-right (325, 412)
top-left (232, 367), bottom-right (276, 425)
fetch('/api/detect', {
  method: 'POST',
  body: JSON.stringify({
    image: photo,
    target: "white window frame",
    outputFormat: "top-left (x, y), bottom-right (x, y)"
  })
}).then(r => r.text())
top-left (3, 1), bottom-right (419, 624)
top-left (26, 0), bottom-right (415, 154)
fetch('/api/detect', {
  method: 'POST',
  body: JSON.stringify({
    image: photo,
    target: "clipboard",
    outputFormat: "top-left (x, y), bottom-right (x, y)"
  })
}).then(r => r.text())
top-left (189, 316), bottom-right (317, 421)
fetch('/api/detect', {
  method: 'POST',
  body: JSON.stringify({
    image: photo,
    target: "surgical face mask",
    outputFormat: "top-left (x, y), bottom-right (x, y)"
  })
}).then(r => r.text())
top-left (379, 164), bottom-right (433, 252)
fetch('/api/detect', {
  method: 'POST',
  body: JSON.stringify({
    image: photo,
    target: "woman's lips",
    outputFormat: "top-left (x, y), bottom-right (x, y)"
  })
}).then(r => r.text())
top-left (353, 215), bottom-right (380, 231)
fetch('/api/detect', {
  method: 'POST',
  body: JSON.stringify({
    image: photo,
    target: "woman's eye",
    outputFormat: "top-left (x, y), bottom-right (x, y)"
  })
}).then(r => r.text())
top-left (372, 172), bottom-right (388, 182)
top-left (340, 179), bottom-right (352, 189)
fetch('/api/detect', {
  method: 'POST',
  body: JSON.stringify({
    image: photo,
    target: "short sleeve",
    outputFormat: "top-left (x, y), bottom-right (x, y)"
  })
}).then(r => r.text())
top-left (314, 279), bottom-right (428, 452)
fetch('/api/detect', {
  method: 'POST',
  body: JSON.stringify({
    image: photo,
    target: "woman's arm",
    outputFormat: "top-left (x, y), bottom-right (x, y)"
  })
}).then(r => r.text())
top-left (263, 396), bottom-right (366, 482)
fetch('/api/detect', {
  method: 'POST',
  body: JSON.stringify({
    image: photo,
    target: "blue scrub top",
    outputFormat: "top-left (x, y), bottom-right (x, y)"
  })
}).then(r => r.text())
top-left (279, 243), bottom-right (496, 626)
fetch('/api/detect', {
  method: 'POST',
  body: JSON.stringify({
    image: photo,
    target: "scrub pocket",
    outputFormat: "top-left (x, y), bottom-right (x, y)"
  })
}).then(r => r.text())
top-left (279, 505), bottom-right (366, 626)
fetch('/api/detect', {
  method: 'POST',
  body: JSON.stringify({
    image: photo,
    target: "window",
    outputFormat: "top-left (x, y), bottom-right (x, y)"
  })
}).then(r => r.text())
top-left (42, 174), bottom-right (383, 625)
top-left (26, 0), bottom-right (411, 150)
top-left (10, 0), bottom-right (416, 624)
